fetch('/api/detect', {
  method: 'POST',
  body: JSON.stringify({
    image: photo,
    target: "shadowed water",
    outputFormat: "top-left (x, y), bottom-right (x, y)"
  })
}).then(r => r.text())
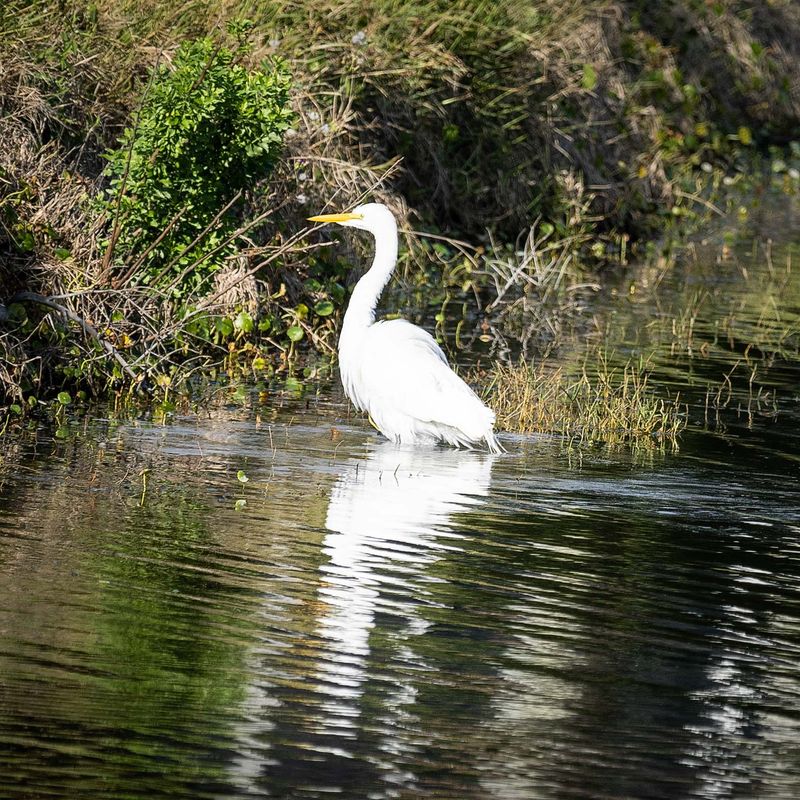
top-left (1, 397), bottom-right (799, 799)
top-left (2, 211), bottom-right (800, 798)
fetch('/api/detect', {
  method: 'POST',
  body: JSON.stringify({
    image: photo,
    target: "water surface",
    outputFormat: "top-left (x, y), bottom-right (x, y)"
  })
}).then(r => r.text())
top-left (2, 206), bottom-right (800, 798)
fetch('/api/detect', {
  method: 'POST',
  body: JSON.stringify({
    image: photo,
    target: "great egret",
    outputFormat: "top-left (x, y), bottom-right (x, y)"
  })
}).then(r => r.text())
top-left (308, 203), bottom-right (503, 453)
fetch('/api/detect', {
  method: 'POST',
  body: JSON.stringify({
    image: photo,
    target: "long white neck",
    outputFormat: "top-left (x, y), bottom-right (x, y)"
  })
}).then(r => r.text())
top-left (340, 215), bottom-right (398, 339)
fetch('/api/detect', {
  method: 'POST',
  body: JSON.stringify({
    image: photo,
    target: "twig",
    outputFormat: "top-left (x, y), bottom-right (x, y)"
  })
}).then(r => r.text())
top-left (10, 292), bottom-right (139, 385)
top-left (673, 189), bottom-right (724, 216)
top-left (99, 52), bottom-right (163, 282)
top-left (114, 203), bottom-right (190, 288)
top-left (148, 190), bottom-right (244, 290)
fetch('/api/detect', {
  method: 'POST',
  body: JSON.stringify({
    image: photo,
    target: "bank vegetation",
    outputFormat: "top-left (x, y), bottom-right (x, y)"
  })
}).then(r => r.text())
top-left (1, 0), bottom-right (799, 440)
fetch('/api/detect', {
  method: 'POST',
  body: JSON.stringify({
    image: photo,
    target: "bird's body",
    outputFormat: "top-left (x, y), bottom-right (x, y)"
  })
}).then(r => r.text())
top-left (308, 203), bottom-right (502, 453)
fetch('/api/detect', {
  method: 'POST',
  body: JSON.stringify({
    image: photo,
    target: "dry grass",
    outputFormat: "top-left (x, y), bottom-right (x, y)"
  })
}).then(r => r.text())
top-left (480, 355), bottom-right (686, 449)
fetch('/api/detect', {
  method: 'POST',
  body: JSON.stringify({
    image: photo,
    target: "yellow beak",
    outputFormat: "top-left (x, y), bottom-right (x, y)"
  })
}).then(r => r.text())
top-left (307, 211), bottom-right (363, 224)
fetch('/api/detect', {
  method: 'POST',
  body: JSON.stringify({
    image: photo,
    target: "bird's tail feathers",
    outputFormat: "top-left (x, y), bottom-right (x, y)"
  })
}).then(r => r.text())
top-left (484, 430), bottom-right (505, 454)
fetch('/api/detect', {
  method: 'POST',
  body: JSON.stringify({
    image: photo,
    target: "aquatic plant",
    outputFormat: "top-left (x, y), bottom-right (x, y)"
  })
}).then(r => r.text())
top-left (480, 356), bottom-right (686, 449)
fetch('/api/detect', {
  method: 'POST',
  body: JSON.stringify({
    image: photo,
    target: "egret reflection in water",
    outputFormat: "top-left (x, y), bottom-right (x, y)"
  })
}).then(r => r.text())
top-left (318, 442), bottom-right (495, 695)
top-left (229, 441), bottom-right (495, 794)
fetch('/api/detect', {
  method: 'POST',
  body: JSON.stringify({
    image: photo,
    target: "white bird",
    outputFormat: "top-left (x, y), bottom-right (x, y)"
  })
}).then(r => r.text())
top-left (308, 202), bottom-right (503, 453)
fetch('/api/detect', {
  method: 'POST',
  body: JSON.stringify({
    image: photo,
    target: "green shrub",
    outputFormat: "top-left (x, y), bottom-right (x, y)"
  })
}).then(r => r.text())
top-left (102, 32), bottom-right (292, 294)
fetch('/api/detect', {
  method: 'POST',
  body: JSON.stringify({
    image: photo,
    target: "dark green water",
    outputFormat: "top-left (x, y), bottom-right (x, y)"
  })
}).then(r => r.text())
top-left (1, 220), bottom-right (800, 798)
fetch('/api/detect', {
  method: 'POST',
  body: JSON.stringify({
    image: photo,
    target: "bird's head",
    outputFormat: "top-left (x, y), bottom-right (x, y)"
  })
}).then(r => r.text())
top-left (308, 202), bottom-right (396, 234)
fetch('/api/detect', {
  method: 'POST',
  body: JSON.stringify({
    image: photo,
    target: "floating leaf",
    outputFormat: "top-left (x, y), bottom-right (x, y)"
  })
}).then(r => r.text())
top-left (284, 376), bottom-right (303, 394)
top-left (581, 64), bottom-right (597, 91)
top-left (234, 310), bottom-right (254, 334)
top-left (17, 229), bottom-right (35, 252)
top-left (286, 325), bottom-right (304, 342)
top-left (7, 303), bottom-right (27, 324)
top-left (216, 317), bottom-right (234, 337)
top-left (330, 282), bottom-right (345, 303)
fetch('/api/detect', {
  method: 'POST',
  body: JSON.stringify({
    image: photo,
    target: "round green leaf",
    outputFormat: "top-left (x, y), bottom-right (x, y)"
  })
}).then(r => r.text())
top-left (234, 310), bottom-right (254, 333)
top-left (57, 391), bottom-right (72, 406)
top-left (7, 303), bottom-right (27, 324)
top-left (216, 317), bottom-right (234, 337)
top-left (314, 300), bottom-right (334, 317)
top-left (582, 64), bottom-right (597, 91)
top-left (286, 325), bottom-right (304, 342)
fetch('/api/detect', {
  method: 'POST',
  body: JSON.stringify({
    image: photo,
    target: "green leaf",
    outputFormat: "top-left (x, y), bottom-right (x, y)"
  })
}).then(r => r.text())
top-left (216, 317), bottom-right (234, 337)
top-left (286, 325), bottom-right (304, 342)
top-left (234, 498), bottom-right (247, 511)
top-left (738, 126), bottom-right (753, 146)
top-left (9, 404), bottom-right (22, 415)
top-left (17, 229), bottom-right (35, 252)
top-left (314, 300), bottom-right (334, 317)
top-left (582, 64), bottom-right (598, 91)
top-left (234, 310), bottom-right (254, 333)
top-left (284, 376), bottom-right (303, 394)
top-left (7, 303), bottom-right (27, 324)
top-left (57, 391), bottom-right (72, 406)
top-left (329, 282), bottom-right (345, 303)
top-left (237, 470), bottom-right (249, 483)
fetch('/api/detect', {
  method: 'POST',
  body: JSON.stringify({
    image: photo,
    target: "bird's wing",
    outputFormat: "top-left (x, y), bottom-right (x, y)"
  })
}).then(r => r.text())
top-left (359, 320), bottom-right (494, 437)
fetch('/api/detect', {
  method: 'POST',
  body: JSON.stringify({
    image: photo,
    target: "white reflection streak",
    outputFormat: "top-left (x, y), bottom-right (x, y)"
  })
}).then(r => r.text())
top-left (228, 442), bottom-right (494, 793)
top-left (315, 443), bottom-right (495, 727)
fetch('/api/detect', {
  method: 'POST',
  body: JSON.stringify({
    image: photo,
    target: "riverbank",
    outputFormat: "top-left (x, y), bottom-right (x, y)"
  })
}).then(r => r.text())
top-left (1, 0), bottom-right (799, 426)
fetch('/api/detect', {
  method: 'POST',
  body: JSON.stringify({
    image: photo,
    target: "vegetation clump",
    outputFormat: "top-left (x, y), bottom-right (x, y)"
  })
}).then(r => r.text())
top-left (1, 0), bottom-right (800, 418)
top-left (481, 357), bottom-right (686, 449)
top-left (100, 32), bottom-right (293, 293)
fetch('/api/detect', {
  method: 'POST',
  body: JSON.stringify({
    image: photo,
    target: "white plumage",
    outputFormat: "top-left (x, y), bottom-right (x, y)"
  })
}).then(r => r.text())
top-left (308, 202), bottom-right (502, 453)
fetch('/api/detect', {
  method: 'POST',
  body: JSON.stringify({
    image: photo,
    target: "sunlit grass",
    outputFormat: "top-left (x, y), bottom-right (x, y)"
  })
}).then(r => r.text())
top-left (480, 355), bottom-right (686, 449)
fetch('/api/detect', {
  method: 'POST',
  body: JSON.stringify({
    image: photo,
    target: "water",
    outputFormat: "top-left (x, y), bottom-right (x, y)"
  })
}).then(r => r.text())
top-left (2, 220), bottom-right (800, 798)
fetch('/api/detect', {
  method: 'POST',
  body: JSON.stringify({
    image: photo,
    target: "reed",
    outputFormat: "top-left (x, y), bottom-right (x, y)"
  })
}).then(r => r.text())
top-left (480, 355), bottom-right (686, 448)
